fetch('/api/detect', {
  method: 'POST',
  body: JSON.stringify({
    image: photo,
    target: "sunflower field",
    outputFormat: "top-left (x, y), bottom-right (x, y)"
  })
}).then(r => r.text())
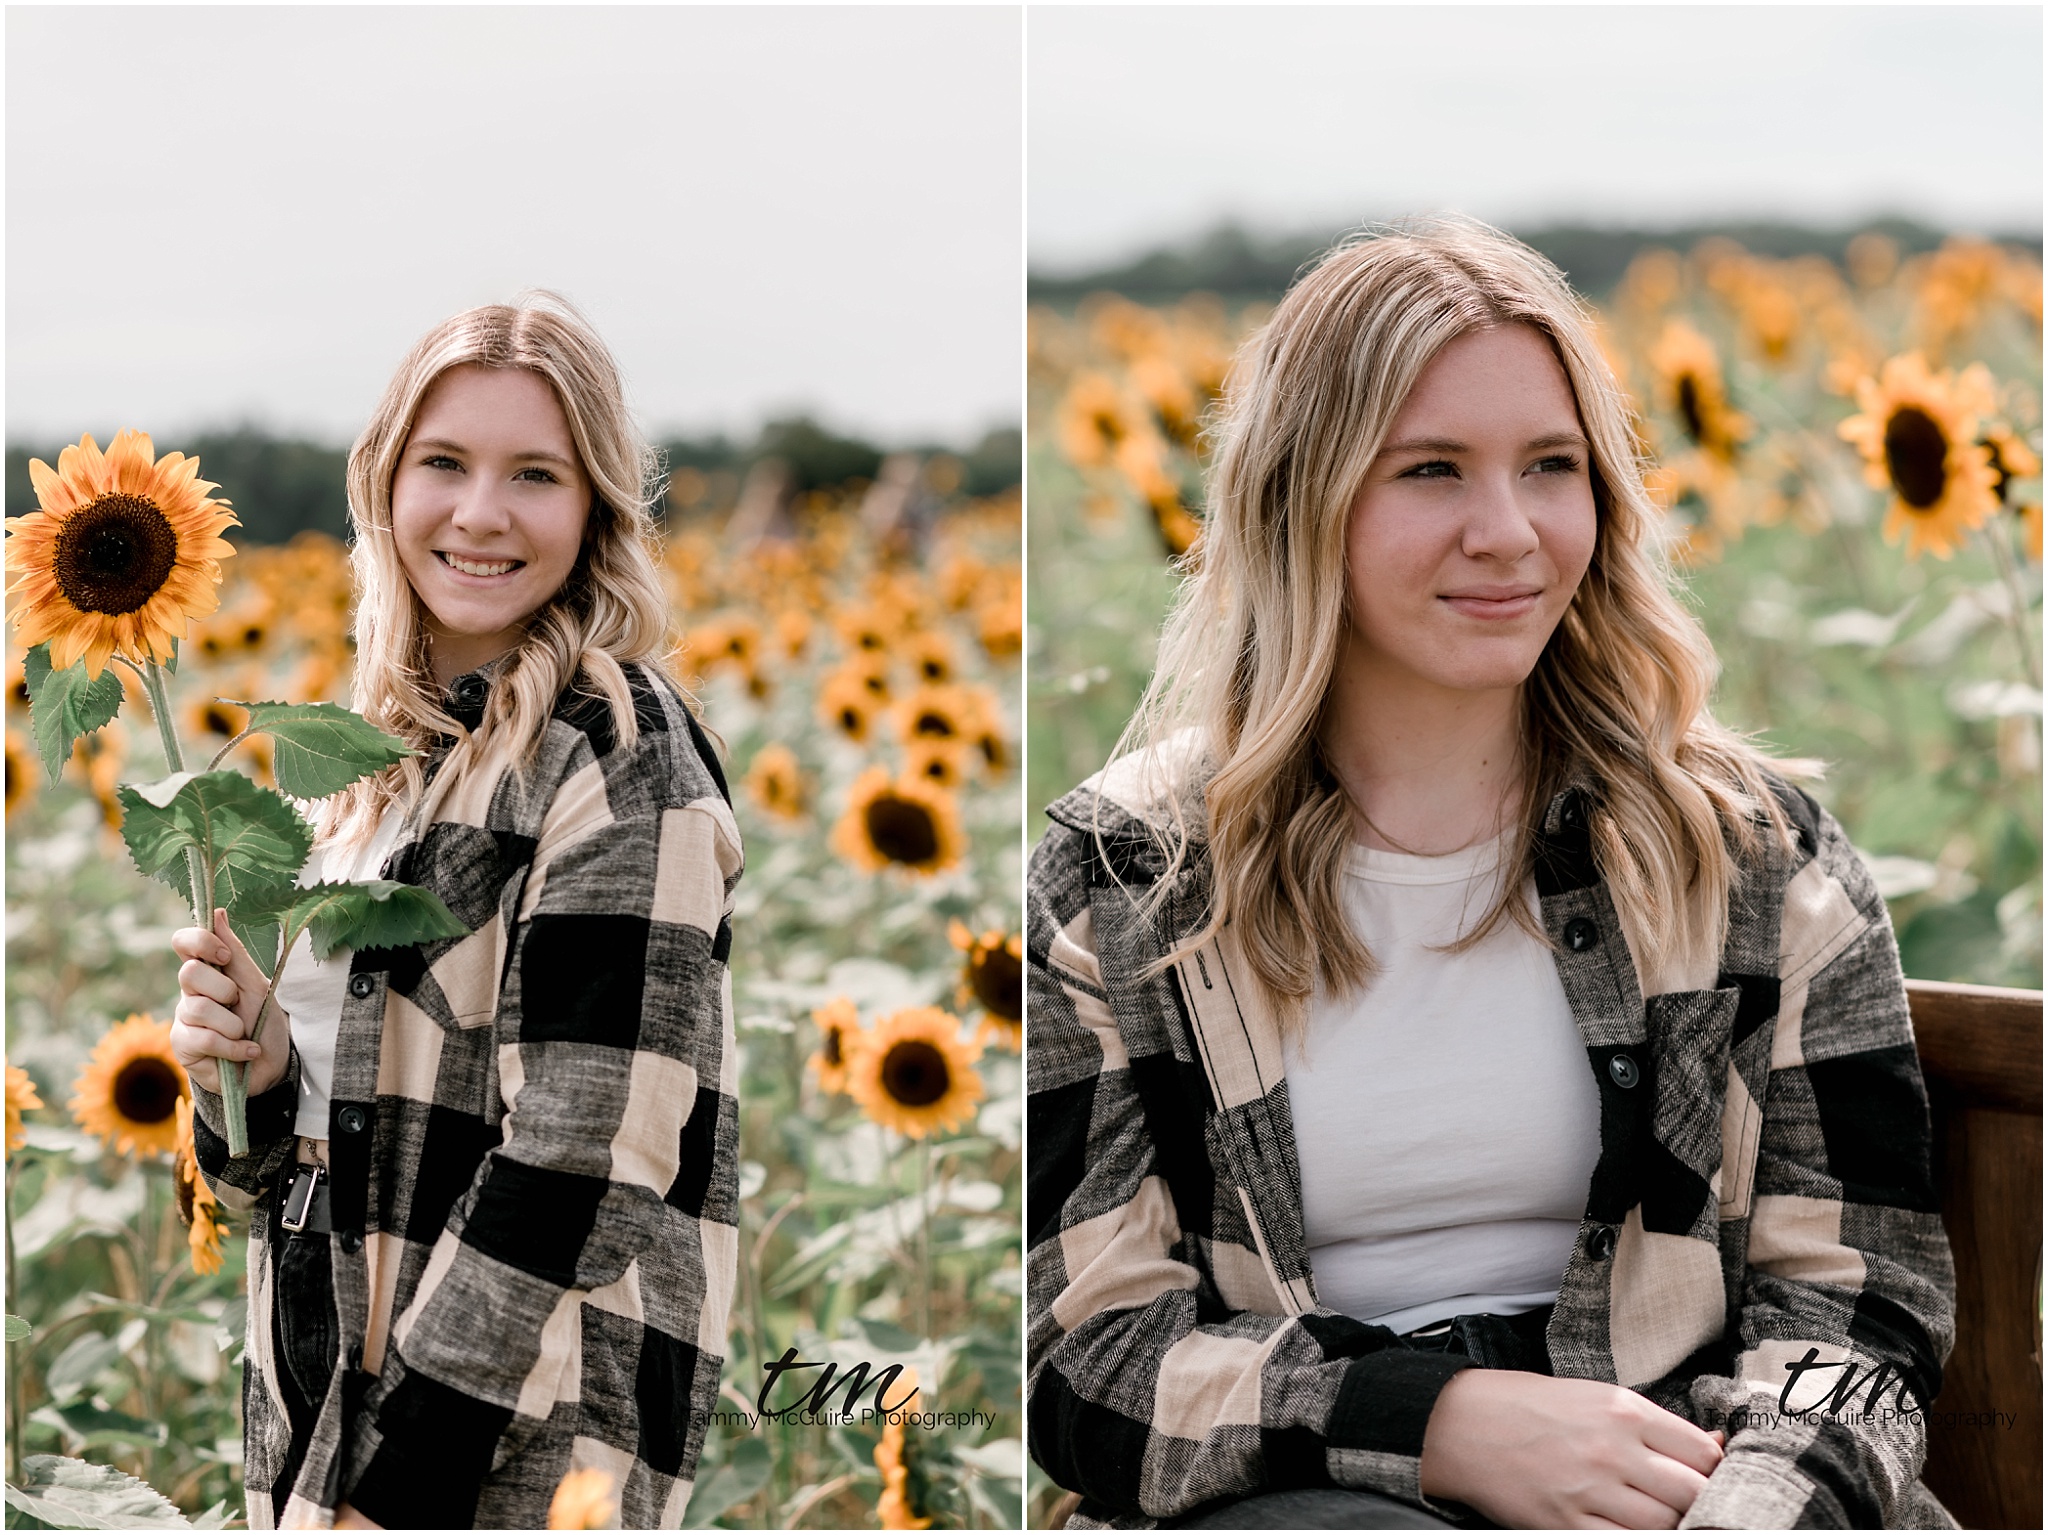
top-left (1027, 231), bottom-right (2044, 1023)
top-left (4, 453), bottom-right (1024, 1529)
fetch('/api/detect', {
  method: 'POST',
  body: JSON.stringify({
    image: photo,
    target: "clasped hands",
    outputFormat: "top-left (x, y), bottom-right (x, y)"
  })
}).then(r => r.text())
top-left (1420, 1369), bottom-right (1727, 1530)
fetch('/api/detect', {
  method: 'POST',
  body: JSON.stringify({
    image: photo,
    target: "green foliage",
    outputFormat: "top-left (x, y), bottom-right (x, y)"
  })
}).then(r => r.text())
top-left (4, 1455), bottom-right (198, 1530)
top-left (220, 700), bottom-right (413, 799)
top-left (23, 645), bottom-right (125, 783)
top-left (269, 879), bottom-right (469, 963)
top-left (116, 770), bottom-right (314, 917)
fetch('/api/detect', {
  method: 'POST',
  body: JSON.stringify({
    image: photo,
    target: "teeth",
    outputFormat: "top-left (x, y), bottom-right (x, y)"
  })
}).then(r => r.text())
top-left (443, 553), bottom-right (518, 577)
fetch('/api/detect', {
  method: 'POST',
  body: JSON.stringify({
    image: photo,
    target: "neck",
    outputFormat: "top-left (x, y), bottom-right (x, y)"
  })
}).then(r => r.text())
top-left (1319, 647), bottom-right (1526, 856)
top-left (425, 626), bottom-right (517, 688)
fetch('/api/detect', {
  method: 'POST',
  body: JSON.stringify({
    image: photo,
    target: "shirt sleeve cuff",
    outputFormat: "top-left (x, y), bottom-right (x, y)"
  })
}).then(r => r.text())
top-left (1677, 1450), bottom-right (1830, 1529)
top-left (1324, 1349), bottom-right (1476, 1515)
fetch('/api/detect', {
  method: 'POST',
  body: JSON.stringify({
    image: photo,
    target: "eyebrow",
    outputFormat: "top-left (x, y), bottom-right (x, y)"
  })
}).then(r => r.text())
top-left (413, 436), bottom-right (578, 470)
top-left (1380, 432), bottom-right (1590, 456)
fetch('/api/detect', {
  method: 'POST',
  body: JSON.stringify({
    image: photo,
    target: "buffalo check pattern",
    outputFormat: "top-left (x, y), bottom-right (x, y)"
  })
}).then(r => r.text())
top-left (192, 659), bottom-right (742, 1530)
top-left (1027, 750), bottom-right (1958, 1529)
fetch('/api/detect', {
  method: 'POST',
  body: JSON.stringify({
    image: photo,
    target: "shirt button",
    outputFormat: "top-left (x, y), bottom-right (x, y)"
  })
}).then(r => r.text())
top-left (338, 1230), bottom-right (363, 1255)
top-left (1561, 796), bottom-right (1586, 829)
top-left (1608, 1052), bottom-right (1641, 1089)
top-left (453, 676), bottom-right (488, 709)
top-left (1565, 917), bottom-right (1600, 952)
top-left (1586, 1224), bottom-right (1618, 1261)
top-left (336, 1106), bottom-right (367, 1136)
top-left (347, 1344), bottom-right (364, 1372)
top-left (348, 974), bottom-right (375, 1000)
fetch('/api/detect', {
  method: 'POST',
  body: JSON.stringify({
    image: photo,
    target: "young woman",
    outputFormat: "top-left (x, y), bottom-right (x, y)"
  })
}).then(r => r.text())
top-left (169, 296), bottom-right (743, 1530)
top-left (1026, 221), bottom-right (1957, 1530)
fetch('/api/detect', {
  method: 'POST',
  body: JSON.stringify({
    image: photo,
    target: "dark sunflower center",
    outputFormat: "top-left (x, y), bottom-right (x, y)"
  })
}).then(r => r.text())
top-left (112, 1057), bottom-right (184, 1126)
top-left (53, 495), bottom-right (180, 616)
top-left (920, 660), bottom-right (946, 681)
top-left (912, 712), bottom-right (956, 738)
top-left (202, 704), bottom-right (239, 737)
top-left (1676, 376), bottom-right (1705, 445)
top-left (824, 1028), bottom-right (843, 1066)
top-left (972, 948), bottom-right (1023, 1022)
top-left (866, 795), bottom-right (940, 864)
top-left (880, 1040), bottom-right (950, 1106)
top-left (838, 706), bottom-right (863, 734)
top-left (1884, 407), bottom-right (1950, 509)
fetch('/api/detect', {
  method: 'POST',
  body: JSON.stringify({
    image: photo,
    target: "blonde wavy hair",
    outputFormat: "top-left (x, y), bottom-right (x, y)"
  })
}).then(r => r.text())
top-left (323, 292), bottom-right (679, 853)
top-left (1114, 215), bottom-right (1814, 1032)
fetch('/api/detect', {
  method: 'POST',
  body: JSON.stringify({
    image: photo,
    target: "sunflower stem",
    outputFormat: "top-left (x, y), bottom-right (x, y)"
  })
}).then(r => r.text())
top-left (917, 1139), bottom-right (933, 1340)
top-left (137, 660), bottom-right (249, 1153)
top-left (1980, 521), bottom-right (2041, 690)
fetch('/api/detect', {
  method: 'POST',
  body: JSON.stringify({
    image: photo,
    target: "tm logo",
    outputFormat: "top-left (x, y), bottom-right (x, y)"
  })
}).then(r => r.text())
top-left (756, 1347), bottom-right (920, 1421)
top-left (1778, 1349), bottom-right (1924, 1416)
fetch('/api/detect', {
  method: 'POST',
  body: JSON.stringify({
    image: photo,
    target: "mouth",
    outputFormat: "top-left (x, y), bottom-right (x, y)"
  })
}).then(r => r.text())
top-left (435, 551), bottom-right (525, 578)
top-left (1440, 587), bottom-right (1542, 619)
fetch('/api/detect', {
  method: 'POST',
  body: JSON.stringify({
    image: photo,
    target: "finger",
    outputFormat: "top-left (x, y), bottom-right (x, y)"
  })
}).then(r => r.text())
top-left (1590, 1482), bottom-right (1684, 1531)
top-left (171, 1020), bottom-right (263, 1067)
top-left (175, 993), bottom-right (250, 1043)
top-left (1623, 1454), bottom-right (1713, 1521)
top-left (1640, 1409), bottom-right (1727, 1476)
top-left (178, 957), bottom-right (240, 1008)
top-left (171, 926), bottom-right (236, 967)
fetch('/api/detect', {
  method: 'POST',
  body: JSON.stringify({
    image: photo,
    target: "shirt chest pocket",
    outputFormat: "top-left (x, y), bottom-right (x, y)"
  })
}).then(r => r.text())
top-left (1641, 986), bottom-right (1741, 1239)
top-left (424, 912), bottom-right (509, 1030)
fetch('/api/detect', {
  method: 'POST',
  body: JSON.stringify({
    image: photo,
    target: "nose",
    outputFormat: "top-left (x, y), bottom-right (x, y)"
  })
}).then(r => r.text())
top-left (447, 475), bottom-right (513, 537)
top-left (1460, 470), bottom-right (1541, 564)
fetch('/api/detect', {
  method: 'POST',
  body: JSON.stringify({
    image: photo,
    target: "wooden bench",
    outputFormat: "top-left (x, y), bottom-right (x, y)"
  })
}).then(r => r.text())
top-left (1911, 977), bottom-right (2042, 1530)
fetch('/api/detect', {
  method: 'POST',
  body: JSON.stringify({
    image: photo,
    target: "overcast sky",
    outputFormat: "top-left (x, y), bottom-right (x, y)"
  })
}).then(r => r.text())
top-left (8, 6), bottom-right (1021, 450)
top-left (1029, 5), bottom-right (2043, 273)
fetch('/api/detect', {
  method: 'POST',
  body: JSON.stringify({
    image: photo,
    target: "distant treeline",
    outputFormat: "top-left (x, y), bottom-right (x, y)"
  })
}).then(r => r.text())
top-left (4, 418), bottom-right (1022, 547)
top-left (1029, 217), bottom-right (2045, 307)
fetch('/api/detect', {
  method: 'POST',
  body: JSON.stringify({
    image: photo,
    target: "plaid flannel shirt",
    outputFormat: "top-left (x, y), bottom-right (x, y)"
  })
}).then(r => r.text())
top-left (1027, 746), bottom-right (1958, 1529)
top-left (193, 658), bottom-right (743, 1530)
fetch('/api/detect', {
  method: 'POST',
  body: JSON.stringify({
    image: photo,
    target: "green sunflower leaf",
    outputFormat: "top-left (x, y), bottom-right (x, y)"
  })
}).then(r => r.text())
top-left (278, 879), bottom-right (470, 962)
top-left (3, 1454), bottom-right (192, 1529)
top-left (220, 701), bottom-right (413, 799)
top-left (23, 642), bottom-right (125, 782)
top-left (4, 1315), bottom-right (30, 1342)
top-left (116, 771), bottom-right (314, 913)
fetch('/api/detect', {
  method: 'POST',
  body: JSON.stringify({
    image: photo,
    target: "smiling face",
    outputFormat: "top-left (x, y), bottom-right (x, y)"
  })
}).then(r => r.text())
top-left (390, 364), bottom-right (593, 685)
top-left (1341, 322), bottom-right (1599, 704)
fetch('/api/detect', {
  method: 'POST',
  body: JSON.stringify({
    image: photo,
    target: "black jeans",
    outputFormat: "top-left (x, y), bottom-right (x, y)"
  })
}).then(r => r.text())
top-left (1164, 1307), bottom-right (1552, 1530)
top-left (270, 1181), bottom-right (340, 1509)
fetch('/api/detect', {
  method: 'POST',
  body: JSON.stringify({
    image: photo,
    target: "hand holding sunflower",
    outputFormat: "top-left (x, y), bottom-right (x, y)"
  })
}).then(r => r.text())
top-left (8, 430), bottom-right (467, 1154)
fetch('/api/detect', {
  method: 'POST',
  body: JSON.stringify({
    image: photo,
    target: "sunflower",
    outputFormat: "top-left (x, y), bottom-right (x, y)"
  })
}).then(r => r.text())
top-left (1648, 323), bottom-right (1752, 462)
top-left (7, 1063), bottom-right (44, 1153)
top-left (895, 682), bottom-right (976, 743)
top-left (172, 1099), bottom-right (229, 1274)
top-left (773, 607), bottom-right (812, 661)
top-left (874, 1368), bottom-right (932, 1530)
top-left (977, 580), bottom-right (1022, 658)
top-left (70, 1013), bottom-right (187, 1159)
top-left (1057, 373), bottom-right (1140, 470)
top-left (6, 645), bottom-right (28, 717)
top-left (5, 728), bottom-right (35, 822)
top-left (547, 1468), bottom-right (619, 1530)
top-left (743, 742), bottom-right (807, 821)
top-left (809, 996), bottom-right (862, 1095)
top-left (70, 717), bottom-right (128, 830)
top-left (950, 920), bottom-right (1022, 1050)
top-left (847, 1007), bottom-right (983, 1140)
top-left (1838, 353), bottom-right (2000, 560)
top-left (6, 430), bottom-right (240, 679)
top-left (905, 631), bottom-right (955, 685)
top-left (1981, 424), bottom-right (2041, 506)
top-left (194, 594), bottom-right (277, 664)
top-left (817, 669), bottom-right (881, 744)
top-left (1644, 453), bottom-right (1749, 565)
top-left (905, 737), bottom-right (971, 790)
top-left (833, 602), bottom-right (899, 656)
top-left (831, 767), bottom-right (965, 877)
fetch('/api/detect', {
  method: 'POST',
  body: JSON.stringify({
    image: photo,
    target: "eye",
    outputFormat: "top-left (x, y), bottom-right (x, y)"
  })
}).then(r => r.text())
top-left (1401, 459), bottom-right (1459, 480)
top-left (514, 467), bottom-right (559, 484)
top-left (1531, 454), bottom-right (1582, 475)
top-left (423, 454), bottom-right (462, 472)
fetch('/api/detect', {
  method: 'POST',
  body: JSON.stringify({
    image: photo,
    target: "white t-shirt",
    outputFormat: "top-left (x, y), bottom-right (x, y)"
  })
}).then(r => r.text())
top-left (271, 804), bottom-right (409, 1141)
top-left (1284, 828), bottom-right (1602, 1336)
